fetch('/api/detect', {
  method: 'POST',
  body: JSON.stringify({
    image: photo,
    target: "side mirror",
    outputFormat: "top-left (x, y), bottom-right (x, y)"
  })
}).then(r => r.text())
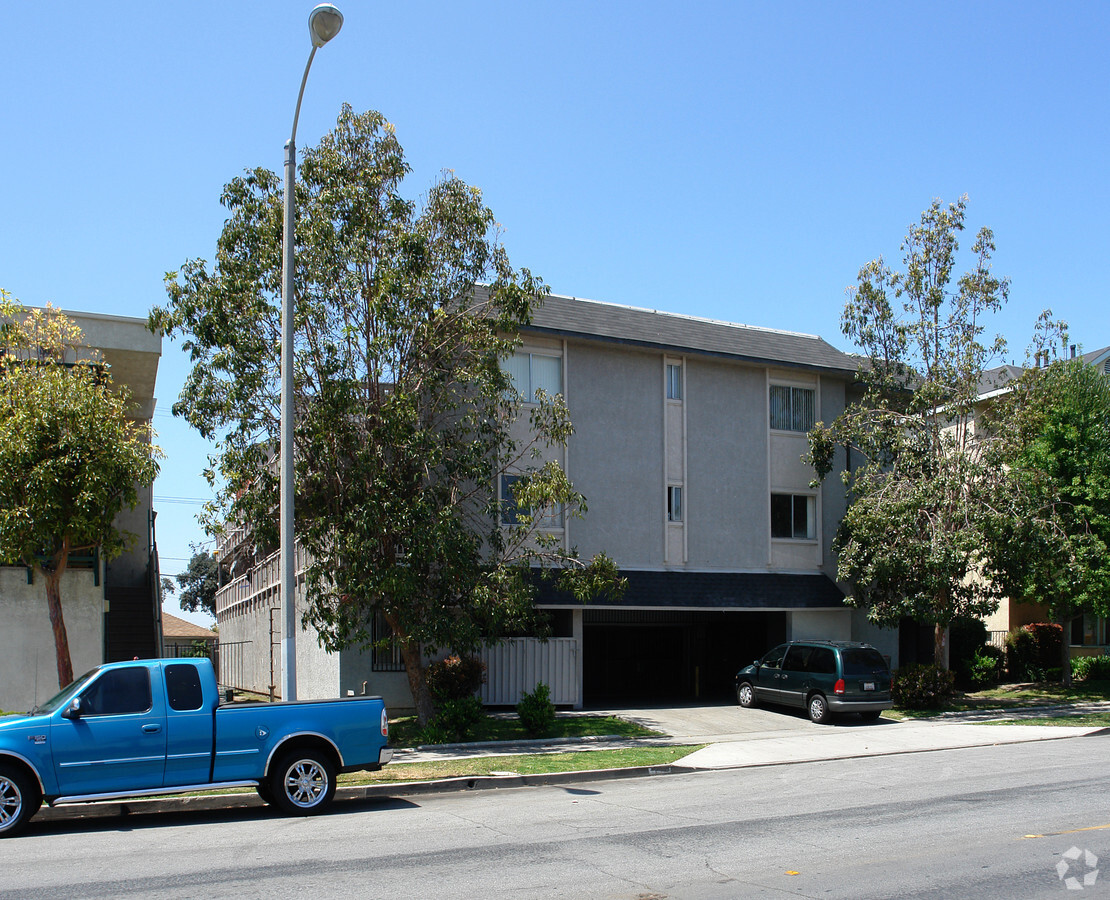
top-left (61, 697), bottom-right (82, 720)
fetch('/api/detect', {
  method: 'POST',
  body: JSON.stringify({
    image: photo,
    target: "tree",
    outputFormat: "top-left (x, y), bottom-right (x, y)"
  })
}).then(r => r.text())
top-left (807, 197), bottom-right (1015, 667)
top-left (174, 547), bottom-right (223, 618)
top-left (982, 354), bottom-right (1110, 684)
top-left (0, 292), bottom-right (161, 687)
top-left (151, 106), bottom-right (619, 723)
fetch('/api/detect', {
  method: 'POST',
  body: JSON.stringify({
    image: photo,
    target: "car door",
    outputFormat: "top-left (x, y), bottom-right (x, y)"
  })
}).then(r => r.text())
top-left (778, 644), bottom-right (812, 708)
top-left (50, 664), bottom-right (167, 796)
top-left (752, 644), bottom-right (788, 703)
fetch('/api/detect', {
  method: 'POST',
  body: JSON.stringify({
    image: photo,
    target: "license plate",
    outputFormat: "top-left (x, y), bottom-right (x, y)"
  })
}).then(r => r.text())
top-left (863, 682), bottom-right (875, 691)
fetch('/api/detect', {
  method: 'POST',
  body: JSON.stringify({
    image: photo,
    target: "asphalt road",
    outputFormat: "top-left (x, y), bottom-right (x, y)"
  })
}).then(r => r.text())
top-left (4, 735), bottom-right (1107, 900)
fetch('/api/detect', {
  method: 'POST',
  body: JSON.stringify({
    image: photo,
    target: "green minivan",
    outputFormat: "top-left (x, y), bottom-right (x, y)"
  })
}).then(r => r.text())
top-left (735, 640), bottom-right (893, 723)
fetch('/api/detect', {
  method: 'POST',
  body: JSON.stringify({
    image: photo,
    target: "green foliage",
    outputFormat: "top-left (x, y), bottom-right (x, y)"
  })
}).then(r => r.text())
top-left (425, 655), bottom-right (486, 703)
top-left (0, 294), bottom-right (162, 686)
top-left (151, 106), bottom-right (622, 724)
top-left (516, 682), bottom-right (556, 736)
top-left (892, 664), bottom-right (956, 710)
top-left (950, 616), bottom-right (989, 688)
top-left (175, 547), bottom-right (224, 617)
top-left (1004, 624), bottom-right (1061, 681)
top-left (1071, 656), bottom-right (1110, 682)
top-left (982, 356), bottom-right (1110, 634)
top-left (968, 646), bottom-right (1004, 688)
top-left (421, 696), bottom-right (485, 744)
top-left (806, 198), bottom-right (1018, 665)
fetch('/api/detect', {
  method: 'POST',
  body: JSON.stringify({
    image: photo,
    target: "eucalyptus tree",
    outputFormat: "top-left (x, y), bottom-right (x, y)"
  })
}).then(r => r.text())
top-left (806, 197), bottom-right (1013, 667)
top-left (0, 292), bottom-right (161, 687)
top-left (152, 106), bottom-right (618, 722)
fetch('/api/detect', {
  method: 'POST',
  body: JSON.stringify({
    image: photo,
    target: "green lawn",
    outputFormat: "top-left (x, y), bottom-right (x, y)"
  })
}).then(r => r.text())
top-left (889, 679), bottom-right (1110, 719)
top-left (388, 713), bottom-right (662, 748)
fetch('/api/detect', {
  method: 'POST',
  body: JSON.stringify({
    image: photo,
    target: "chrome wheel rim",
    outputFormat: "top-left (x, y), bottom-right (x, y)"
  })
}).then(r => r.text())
top-left (739, 684), bottom-right (753, 705)
top-left (283, 759), bottom-right (328, 809)
top-left (0, 775), bottom-right (22, 830)
top-left (809, 697), bottom-right (825, 721)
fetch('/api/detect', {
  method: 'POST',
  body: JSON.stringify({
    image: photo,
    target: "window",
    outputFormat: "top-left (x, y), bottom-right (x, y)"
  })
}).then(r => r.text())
top-left (771, 493), bottom-right (815, 540)
top-left (667, 485), bottom-right (683, 522)
top-left (500, 474), bottom-right (563, 528)
top-left (666, 363), bottom-right (683, 400)
top-left (165, 664), bottom-right (203, 711)
top-left (504, 351), bottom-right (562, 403)
top-left (79, 667), bottom-right (152, 716)
top-left (770, 385), bottom-right (816, 432)
top-left (805, 647), bottom-right (837, 675)
top-left (371, 611), bottom-right (405, 672)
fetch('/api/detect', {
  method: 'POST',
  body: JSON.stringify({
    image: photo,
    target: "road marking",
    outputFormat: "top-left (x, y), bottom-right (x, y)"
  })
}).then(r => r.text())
top-left (1024, 824), bottom-right (1110, 839)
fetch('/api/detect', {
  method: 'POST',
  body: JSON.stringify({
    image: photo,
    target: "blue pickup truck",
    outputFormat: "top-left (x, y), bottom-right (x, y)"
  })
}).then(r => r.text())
top-left (0, 657), bottom-right (392, 837)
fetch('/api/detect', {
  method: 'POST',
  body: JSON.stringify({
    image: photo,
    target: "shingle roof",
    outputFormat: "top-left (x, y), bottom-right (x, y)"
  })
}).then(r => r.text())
top-left (162, 612), bottom-right (217, 641)
top-left (523, 293), bottom-right (860, 377)
top-left (534, 570), bottom-right (846, 610)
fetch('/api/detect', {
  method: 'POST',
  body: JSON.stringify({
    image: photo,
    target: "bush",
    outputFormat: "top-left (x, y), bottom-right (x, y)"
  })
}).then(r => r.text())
top-left (950, 616), bottom-right (989, 686)
top-left (1071, 655), bottom-right (1110, 681)
top-left (425, 655), bottom-right (487, 702)
top-left (1005, 624), bottom-right (1064, 681)
top-left (968, 646), bottom-right (1004, 688)
top-left (422, 695), bottom-right (485, 744)
top-left (516, 682), bottom-right (556, 736)
top-left (892, 664), bottom-right (956, 710)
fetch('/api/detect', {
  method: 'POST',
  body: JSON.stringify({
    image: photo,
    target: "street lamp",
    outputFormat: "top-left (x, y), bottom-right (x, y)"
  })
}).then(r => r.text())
top-left (281, 3), bottom-right (343, 701)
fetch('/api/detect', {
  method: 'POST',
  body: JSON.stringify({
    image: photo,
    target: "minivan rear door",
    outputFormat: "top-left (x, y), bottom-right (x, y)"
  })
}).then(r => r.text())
top-left (840, 647), bottom-right (891, 699)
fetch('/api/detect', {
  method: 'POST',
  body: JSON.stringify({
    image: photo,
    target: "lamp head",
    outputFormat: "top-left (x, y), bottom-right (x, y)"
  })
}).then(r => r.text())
top-left (309, 4), bottom-right (343, 48)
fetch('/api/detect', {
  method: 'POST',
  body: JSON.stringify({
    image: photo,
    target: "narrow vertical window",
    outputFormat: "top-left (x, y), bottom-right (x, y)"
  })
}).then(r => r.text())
top-left (666, 363), bottom-right (683, 400)
top-left (667, 485), bottom-right (684, 522)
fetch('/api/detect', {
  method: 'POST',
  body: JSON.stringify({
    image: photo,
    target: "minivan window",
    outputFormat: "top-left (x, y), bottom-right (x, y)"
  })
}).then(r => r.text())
top-left (761, 645), bottom-right (787, 669)
top-left (782, 646), bottom-right (809, 671)
top-left (806, 647), bottom-right (837, 675)
top-left (841, 648), bottom-right (888, 677)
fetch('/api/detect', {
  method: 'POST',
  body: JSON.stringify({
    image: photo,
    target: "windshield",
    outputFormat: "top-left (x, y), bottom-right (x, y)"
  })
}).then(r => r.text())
top-left (841, 648), bottom-right (888, 677)
top-left (30, 669), bottom-right (99, 715)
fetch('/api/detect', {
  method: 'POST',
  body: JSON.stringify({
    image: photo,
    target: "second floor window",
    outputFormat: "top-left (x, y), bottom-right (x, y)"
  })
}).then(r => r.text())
top-left (667, 485), bottom-right (684, 522)
top-left (666, 363), bottom-right (683, 400)
top-left (504, 351), bottom-right (562, 403)
top-left (500, 474), bottom-right (563, 528)
top-left (770, 385), bottom-right (815, 432)
top-left (771, 493), bottom-right (815, 540)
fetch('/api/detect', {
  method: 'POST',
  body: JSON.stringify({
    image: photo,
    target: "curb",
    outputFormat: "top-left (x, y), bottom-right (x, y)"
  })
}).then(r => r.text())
top-left (35, 764), bottom-right (694, 825)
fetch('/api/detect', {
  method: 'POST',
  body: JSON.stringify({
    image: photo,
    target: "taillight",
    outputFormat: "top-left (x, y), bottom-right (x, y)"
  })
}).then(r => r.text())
top-left (381, 708), bottom-right (389, 738)
top-left (834, 678), bottom-right (845, 695)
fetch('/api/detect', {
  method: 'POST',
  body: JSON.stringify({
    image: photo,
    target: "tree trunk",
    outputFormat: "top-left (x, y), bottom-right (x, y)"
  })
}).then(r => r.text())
top-left (43, 553), bottom-right (75, 689)
top-left (933, 622), bottom-right (949, 670)
top-left (385, 612), bottom-right (435, 726)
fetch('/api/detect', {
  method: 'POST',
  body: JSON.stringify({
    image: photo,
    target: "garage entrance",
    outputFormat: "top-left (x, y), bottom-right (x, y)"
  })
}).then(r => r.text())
top-left (582, 610), bottom-right (786, 704)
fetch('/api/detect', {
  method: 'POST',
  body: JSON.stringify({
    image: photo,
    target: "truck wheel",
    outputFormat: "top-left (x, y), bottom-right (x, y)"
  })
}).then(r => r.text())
top-left (0, 764), bottom-right (41, 838)
top-left (737, 682), bottom-right (757, 708)
top-left (256, 781), bottom-right (274, 805)
top-left (269, 751), bottom-right (336, 816)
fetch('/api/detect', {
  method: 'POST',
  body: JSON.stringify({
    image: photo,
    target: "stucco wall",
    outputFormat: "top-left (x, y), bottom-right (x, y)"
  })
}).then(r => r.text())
top-left (0, 566), bottom-right (104, 712)
top-left (788, 609), bottom-right (852, 642)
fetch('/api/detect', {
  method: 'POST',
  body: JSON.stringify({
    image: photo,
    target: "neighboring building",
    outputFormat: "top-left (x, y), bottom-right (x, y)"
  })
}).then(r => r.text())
top-left (215, 294), bottom-right (897, 711)
top-left (161, 611), bottom-right (218, 657)
top-left (0, 309), bottom-right (161, 713)
top-left (978, 344), bottom-right (1110, 656)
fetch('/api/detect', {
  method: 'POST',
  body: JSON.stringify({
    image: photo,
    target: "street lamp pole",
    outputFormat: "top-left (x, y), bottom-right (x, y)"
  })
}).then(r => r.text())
top-left (281, 3), bottom-right (343, 701)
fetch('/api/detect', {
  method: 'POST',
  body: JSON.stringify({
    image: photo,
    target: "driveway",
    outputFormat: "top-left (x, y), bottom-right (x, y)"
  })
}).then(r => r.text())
top-left (584, 699), bottom-right (847, 741)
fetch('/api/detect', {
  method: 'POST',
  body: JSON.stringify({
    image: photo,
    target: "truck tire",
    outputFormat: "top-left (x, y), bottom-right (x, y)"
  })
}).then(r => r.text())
top-left (268, 750), bottom-right (337, 816)
top-left (0, 763), bottom-right (41, 838)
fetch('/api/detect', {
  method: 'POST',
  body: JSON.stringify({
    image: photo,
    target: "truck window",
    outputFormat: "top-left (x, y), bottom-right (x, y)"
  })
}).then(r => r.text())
top-left (80, 667), bottom-right (152, 716)
top-left (165, 663), bottom-right (204, 711)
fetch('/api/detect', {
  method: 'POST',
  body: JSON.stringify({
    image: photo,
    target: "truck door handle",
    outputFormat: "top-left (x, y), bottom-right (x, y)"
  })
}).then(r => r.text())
top-left (142, 724), bottom-right (162, 734)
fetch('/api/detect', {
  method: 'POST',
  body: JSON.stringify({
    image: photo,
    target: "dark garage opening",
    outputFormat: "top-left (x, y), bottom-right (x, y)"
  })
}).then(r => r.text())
top-left (583, 609), bottom-right (786, 704)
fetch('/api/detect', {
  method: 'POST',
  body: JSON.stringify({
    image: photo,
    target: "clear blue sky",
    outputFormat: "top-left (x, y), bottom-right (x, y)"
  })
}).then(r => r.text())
top-left (3, 2), bottom-right (1107, 625)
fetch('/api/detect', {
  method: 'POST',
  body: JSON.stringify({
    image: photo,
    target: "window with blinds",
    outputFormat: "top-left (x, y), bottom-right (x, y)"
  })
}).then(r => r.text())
top-left (769, 385), bottom-right (816, 432)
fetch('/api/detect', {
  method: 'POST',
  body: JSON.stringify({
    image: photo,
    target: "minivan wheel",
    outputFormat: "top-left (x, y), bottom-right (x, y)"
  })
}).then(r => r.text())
top-left (808, 694), bottom-right (830, 724)
top-left (737, 682), bottom-right (756, 708)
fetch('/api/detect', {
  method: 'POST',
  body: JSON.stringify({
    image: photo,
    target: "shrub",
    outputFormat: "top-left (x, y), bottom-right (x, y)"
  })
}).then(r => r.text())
top-left (950, 616), bottom-right (988, 678)
top-left (425, 655), bottom-right (487, 702)
top-left (968, 646), bottom-right (1004, 688)
top-left (892, 664), bottom-right (956, 710)
top-left (516, 682), bottom-right (556, 736)
top-left (1071, 655), bottom-right (1110, 681)
top-left (1006, 624), bottom-right (1064, 681)
top-left (423, 695), bottom-right (485, 744)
